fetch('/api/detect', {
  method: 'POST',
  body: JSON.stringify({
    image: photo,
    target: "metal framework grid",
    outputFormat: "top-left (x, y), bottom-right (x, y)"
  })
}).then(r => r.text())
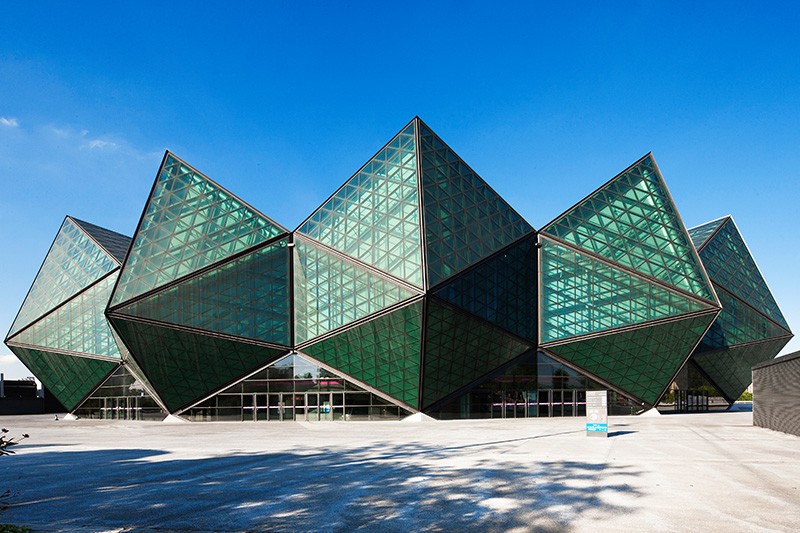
top-left (4, 118), bottom-right (793, 421)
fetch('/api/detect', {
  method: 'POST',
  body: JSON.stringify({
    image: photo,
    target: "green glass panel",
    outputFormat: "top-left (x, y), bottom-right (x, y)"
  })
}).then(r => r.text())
top-left (111, 154), bottom-right (286, 306)
top-left (691, 337), bottom-right (791, 402)
top-left (118, 239), bottom-right (291, 345)
top-left (302, 301), bottom-right (423, 407)
top-left (120, 347), bottom-right (162, 405)
top-left (297, 122), bottom-right (422, 287)
top-left (422, 299), bottom-right (533, 409)
top-left (540, 240), bottom-right (709, 342)
top-left (7, 346), bottom-right (115, 411)
top-left (294, 236), bottom-right (417, 344)
top-left (71, 218), bottom-right (131, 264)
top-left (433, 236), bottom-right (538, 342)
top-left (699, 283), bottom-right (790, 350)
top-left (110, 316), bottom-right (287, 412)
top-left (697, 217), bottom-right (790, 330)
top-left (547, 312), bottom-right (717, 405)
top-left (687, 217), bottom-right (726, 251)
top-left (419, 124), bottom-right (532, 287)
top-left (11, 276), bottom-right (121, 358)
top-left (10, 217), bottom-right (119, 336)
top-left (72, 364), bottom-right (167, 421)
top-left (542, 156), bottom-right (714, 301)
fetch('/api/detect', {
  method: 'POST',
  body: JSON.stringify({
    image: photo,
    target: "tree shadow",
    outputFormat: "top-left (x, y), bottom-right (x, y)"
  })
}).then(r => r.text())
top-left (2, 439), bottom-right (645, 532)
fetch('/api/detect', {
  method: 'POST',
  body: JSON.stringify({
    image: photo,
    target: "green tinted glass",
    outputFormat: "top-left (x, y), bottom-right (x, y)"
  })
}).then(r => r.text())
top-left (118, 239), bottom-right (291, 345)
top-left (541, 239), bottom-right (709, 342)
top-left (543, 156), bottom-right (714, 301)
top-left (294, 236), bottom-right (417, 344)
top-left (297, 123), bottom-right (422, 286)
top-left (110, 317), bottom-right (287, 411)
top-left (419, 124), bottom-right (532, 287)
top-left (71, 218), bottom-right (131, 264)
top-left (692, 337), bottom-right (791, 403)
top-left (547, 312), bottom-right (716, 405)
top-left (687, 217), bottom-right (726, 251)
top-left (8, 346), bottom-right (115, 411)
top-left (111, 154), bottom-right (286, 306)
top-left (11, 275), bottom-right (121, 358)
top-left (433, 236), bottom-right (538, 342)
top-left (698, 218), bottom-right (790, 330)
top-left (698, 283), bottom-right (789, 350)
top-left (302, 301), bottom-right (423, 407)
top-left (422, 299), bottom-right (533, 409)
top-left (10, 217), bottom-right (118, 336)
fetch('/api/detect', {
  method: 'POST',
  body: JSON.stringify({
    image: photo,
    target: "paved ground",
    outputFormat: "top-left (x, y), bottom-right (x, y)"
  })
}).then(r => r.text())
top-left (1, 408), bottom-right (799, 532)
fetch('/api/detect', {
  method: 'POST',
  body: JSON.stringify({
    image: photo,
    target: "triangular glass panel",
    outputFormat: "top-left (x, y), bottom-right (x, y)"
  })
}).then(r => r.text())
top-left (698, 283), bottom-right (790, 351)
top-left (109, 316), bottom-right (288, 412)
top-left (687, 216), bottom-right (727, 251)
top-left (546, 312), bottom-right (717, 405)
top-left (542, 155), bottom-right (714, 301)
top-left (433, 235), bottom-right (538, 343)
top-left (9, 275), bottom-right (122, 358)
top-left (302, 301), bottom-right (423, 407)
top-left (422, 299), bottom-right (534, 409)
top-left (72, 364), bottom-right (167, 421)
top-left (697, 217), bottom-right (790, 330)
top-left (111, 153), bottom-right (286, 307)
top-left (540, 239), bottom-right (711, 343)
top-left (691, 336), bottom-right (791, 403)
top-left (419, 123), bottom-right (533, 287)
top-left (294, 236), bottom-right (417, 344)
top-left (71, 218), bottom-right (132, 264)
top-left (118, 239), bottom-right (291, 346)
top-left (9, 217), bottom-right (120, 336)
top-left (7, 346), bottom-right (116, 411)
top-left (297, 121), bottom-right (423, 287)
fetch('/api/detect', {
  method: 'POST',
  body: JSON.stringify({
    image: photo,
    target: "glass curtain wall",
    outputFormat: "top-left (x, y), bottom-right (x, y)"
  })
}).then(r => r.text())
top-left (428, 352), bottom-right (643, 419)
top-left (73, 365), bottom-right (167, 421)
top-left (184, 354), bottom-right (413, 422)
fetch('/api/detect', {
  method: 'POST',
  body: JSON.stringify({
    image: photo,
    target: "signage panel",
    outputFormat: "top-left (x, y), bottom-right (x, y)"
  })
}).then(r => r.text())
top-left (586, 390), bottom-right (608, 438)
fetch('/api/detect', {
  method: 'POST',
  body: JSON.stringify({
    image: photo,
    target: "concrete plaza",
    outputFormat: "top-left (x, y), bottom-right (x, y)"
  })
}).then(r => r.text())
top-left (1, 408), bottom-right (798, 532)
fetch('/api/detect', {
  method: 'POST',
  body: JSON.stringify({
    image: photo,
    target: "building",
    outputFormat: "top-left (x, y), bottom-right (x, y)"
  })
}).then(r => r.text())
top-left (4, 118), bottom-right (792, 422)
top-left (752, 350), bottom-right (800, 436)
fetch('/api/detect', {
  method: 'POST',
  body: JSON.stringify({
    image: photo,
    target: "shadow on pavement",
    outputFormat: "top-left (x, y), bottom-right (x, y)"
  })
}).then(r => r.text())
top-left (1, 440), bottom-right (644, 532)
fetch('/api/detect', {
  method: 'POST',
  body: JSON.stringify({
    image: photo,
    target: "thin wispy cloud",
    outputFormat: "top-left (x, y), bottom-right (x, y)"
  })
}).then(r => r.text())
top-left (0, 116), bottom-right (19, 127)
top-left (85, 139), bottom-right (117, 150)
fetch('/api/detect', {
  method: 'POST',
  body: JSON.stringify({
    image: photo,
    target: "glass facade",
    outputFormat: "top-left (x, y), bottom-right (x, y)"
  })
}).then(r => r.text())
top-left (111, 153), bottom-right (287, 307)
top-left (540, 238), bottom-right (708, 342)
top-left (422, 299), bottom-right (533, 409)
top-left (5, 118), bottom-right (792, 422)
top-left (9, 217), bottom-right (120, 336)
top-left (297, 122), bottom-right (423, 287)
top-left (687, 217), bottom-right (793, 403)
top-left (119, 238), bottom-right (292, 346)
top-left (543, 155), bottom-right (714, 302)
top-left (428, 352), bottom-right (644, 419)
top-left (294, 236), bottom-right (417, 344)
top-left (73, 365), bottom-right (166, 421)
top-left (433, 235), bottom-right (538, 342)
top-left (184, 354), bottom-right (412, 422)
top-left (691, 217), bottom-right (789, 329)
top-left (419, 124), bottom-right (532, 287)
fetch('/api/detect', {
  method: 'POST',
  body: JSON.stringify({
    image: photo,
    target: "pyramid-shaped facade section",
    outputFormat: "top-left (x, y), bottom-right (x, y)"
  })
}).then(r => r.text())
top-left (107, 152), bottom-right (293, 413)
top-left (687, 216), bottom-right (793, 402)
top-left (4, 217), bottom-right (136, 411)
top-left (538, 154), bottom-right (721, 406)
top-left (8, 118), bottom-right (792, 420)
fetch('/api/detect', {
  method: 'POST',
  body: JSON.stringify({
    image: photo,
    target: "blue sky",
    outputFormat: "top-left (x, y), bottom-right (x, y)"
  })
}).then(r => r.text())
top-left (1, 2), bottom-right (798, 379)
